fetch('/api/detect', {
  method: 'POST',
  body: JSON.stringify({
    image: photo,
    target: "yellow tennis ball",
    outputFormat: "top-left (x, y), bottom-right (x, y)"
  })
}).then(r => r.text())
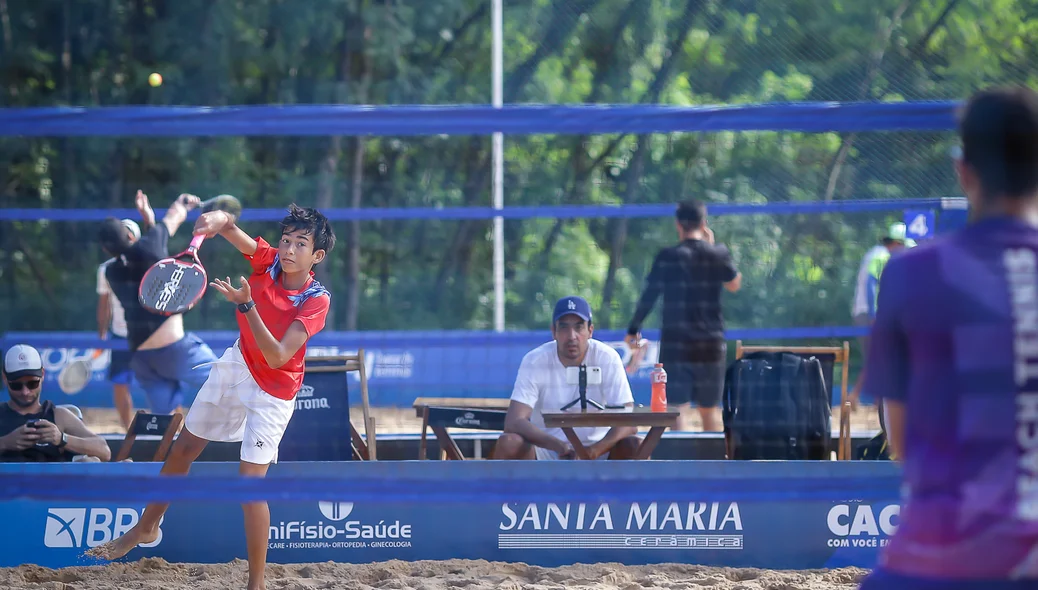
top-left (148, 73), bottom-right (162, 87)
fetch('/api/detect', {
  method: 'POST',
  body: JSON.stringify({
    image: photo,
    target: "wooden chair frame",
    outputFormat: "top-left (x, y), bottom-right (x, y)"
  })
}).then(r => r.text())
top-left (734, 340), bottom-right (852, 461)
top-left (413, 397), bottom-right (511, 460)
top-left (112, 410), bottom-right (183, 463)
top-left (305, 350), bottom-right (377, 460)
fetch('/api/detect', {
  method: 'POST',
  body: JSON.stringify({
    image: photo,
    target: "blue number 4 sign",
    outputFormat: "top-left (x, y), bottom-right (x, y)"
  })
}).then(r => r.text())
top-left (904, 210), bottom-right (934, 241)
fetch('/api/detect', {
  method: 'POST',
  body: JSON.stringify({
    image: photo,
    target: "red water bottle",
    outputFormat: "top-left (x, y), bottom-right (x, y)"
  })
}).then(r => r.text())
top-left (650, 363), bottom-right (667, 412)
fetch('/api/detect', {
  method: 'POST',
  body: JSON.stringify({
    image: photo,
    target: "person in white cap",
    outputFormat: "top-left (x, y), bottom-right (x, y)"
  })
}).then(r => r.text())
top-left (0, 345), bottom-right (111, 462)
top-left (97, 218), bottom-right (141, 429)
top-left (851, 221), bottom-right (917, 329)
top-left (848, 222), bottom-right (916, 412)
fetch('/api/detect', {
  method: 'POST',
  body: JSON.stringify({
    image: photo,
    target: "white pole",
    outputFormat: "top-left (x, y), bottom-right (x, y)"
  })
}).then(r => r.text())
top-left (492, 0), bottom-right (505, 332)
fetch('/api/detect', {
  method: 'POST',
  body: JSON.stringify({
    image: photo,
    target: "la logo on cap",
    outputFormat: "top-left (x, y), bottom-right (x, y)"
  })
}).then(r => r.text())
top-left (568, 300), bottom-right (576, 310)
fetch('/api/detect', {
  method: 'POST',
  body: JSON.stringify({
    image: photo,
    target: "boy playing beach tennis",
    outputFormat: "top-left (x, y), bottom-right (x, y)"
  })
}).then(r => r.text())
top-left (91, 204), bottom-right (335, 590)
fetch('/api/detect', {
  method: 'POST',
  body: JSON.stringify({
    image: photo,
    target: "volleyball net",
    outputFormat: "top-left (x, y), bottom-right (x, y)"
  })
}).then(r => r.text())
top-left (0, 102), bottom-right (967, 413)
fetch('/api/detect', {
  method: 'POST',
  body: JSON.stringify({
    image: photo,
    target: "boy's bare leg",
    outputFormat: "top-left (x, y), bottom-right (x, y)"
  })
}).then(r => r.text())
top-left (240, 460), bottom-right (272, 590)
top-left (87, 429), bottom-right (209, 559)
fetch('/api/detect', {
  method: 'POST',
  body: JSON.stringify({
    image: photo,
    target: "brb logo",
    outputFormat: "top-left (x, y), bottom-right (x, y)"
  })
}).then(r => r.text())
top-left (44, 508), bottom-right (163, 549)
top-left (826, 503), bottom-right (900, 549)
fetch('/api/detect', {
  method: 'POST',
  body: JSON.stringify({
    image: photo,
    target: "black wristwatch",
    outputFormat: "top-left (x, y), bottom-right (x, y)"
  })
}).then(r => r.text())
top-left (237, 300), bottom-right (256, 314)
top-left (57, 432), bottom-right (68, 449)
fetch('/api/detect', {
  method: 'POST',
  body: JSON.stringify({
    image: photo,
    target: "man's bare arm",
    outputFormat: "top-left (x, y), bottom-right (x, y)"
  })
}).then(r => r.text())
top-left (587, 403), bottom-right (638, 458)
top-left (503, 401), bottom-right (568, 452)
top-left (54, 407), bottom-right (112, 462)
top-left (96, 294), bottom-right (111, 338)
top-left (724, 272), bottom-right (742, 293)
top-left (161, 193), bottom-right (201, 237)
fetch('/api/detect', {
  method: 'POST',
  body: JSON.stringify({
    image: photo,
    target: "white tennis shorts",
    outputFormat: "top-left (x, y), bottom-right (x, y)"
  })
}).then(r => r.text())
top-left (184, 341), bottom-right (295, 465)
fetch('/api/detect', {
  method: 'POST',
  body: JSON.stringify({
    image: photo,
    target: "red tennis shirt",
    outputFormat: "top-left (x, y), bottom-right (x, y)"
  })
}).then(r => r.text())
top-left (236, 237), bottom-right (330, 400)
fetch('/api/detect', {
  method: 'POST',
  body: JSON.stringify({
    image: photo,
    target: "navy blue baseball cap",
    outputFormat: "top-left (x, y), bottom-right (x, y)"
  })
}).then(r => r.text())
top-left (553, 296), bottom-right (593, 324)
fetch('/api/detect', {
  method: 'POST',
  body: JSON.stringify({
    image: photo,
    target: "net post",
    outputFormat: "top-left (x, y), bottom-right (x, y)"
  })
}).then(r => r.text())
top-left (491, 0), bottom-right (505, 332)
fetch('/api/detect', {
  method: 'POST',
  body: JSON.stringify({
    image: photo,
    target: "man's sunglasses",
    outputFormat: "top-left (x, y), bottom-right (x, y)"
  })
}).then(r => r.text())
top-left (8, 379), bottom-right (41, 391)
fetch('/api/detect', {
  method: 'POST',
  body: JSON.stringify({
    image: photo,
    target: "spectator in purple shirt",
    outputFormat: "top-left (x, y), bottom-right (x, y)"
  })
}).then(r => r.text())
top-left (858, 87), bottom-right (1038, 589)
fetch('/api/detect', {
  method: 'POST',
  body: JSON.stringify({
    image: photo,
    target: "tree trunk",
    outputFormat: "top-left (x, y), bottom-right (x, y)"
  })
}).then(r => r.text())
top-left (600, 0), bottom-right (702, 323)
top-left (345, 136), bottom-right (365, 330)
top-left (531, 0), bottom-right (642, 273)
top-left (315, 135), bottom-right (342, 326)
top-left (344, 11), bottom-right (373, 330)
top-left (823, 0), bottom-right (914, 202)
top-left (599, 137), bottom-right (645, 327)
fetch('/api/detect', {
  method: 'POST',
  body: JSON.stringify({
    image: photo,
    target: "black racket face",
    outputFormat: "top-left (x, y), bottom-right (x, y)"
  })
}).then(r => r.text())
top-left (138, 261), bottom-right (207, 315)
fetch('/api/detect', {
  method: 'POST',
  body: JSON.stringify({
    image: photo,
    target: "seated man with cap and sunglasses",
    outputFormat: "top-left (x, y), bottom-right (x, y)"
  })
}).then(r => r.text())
top-left (492, 296), bottom-right (642, 460)
top-left (0, 344), bottom-right (111, 463)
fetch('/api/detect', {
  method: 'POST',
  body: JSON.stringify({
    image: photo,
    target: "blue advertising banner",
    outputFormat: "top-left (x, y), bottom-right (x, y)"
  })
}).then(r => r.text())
top-left (0, 461), bottom-right (902, 571)
top-left (938, 196), bottom-right (969, 235)
top-left (0, 330), bottom-right (859, 410)
top-left (903, 209), bottom-right (934, 241)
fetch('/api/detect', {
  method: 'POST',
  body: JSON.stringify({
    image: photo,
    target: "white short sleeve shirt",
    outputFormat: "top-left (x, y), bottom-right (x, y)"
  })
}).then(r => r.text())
top-left (97, 259), bottom-right (129, 338)
top-left (510, 338), bottom-right (635, 446)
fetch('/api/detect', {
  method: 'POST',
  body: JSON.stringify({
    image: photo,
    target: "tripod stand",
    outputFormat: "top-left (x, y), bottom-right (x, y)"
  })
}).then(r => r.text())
top-left (560, 365), bottom-right (625, 411)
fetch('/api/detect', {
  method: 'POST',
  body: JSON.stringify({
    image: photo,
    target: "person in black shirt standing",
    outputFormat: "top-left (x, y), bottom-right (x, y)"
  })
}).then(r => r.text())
top-left (625, 200), bottom-right (742, 432)
top-left (97, 190), bottom-right (218, 417)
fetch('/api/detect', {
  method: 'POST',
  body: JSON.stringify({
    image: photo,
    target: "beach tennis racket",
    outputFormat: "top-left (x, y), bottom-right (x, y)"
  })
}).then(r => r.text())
top-left (57, 349), bottom-right (104, 394)
top-left (138, 234), bottom-right (209, 316)
top-left (199, 194), bottom-right (242, 221)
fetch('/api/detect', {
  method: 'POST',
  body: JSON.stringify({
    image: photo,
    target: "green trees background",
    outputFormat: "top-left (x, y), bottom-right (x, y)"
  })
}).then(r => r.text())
top-left (0, 0), bottom-right (1032, 337)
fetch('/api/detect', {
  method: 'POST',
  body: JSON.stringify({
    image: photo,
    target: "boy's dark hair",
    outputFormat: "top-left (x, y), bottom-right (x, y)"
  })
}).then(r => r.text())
top-left (676, 199), bottom-right (707, 231)
top-left (98, 217), bottom-right (133, 256)
top-left (280, 204), bottom-right (335, 255)
top-left (959, 86), bottom-right (1038, 200)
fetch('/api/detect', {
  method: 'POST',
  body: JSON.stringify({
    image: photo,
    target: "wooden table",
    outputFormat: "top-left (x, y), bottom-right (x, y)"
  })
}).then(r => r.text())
top-left (541, 407), bottom-right (679, 460)
top-left (413, 397), bottom-right (511, 460)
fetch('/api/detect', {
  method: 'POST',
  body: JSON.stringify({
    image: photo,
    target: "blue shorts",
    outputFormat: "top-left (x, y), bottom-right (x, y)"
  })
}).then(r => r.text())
top-left (107, 335), bottom-right (133, 385)
top-left (859, 568), bottom-right (1037, 590)
top-left (130, 332), bottom-right (218, 414)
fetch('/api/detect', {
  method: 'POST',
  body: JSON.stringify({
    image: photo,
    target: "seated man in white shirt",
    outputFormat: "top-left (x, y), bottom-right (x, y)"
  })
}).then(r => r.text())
top-left (492, 296), bottom-right (642, 460)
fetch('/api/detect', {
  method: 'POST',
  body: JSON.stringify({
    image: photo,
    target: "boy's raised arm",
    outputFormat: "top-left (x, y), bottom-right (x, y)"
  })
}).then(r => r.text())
top-left (194, 211), bottom-right (258, 256)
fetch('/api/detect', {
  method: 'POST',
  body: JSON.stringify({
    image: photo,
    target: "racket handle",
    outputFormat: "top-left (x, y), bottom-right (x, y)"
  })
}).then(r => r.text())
top-left (188, 234), bottom-right (205, 251)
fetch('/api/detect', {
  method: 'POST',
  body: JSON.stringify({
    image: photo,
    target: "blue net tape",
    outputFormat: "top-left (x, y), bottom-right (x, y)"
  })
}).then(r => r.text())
top-left (0, 197), bottom-right (947, 222)
top-left (0, 326), bottom-right (870, 352)
top-left (0, 101), bottom-right (959, 137)
top-left (0, 472), bottom-right (902, 504)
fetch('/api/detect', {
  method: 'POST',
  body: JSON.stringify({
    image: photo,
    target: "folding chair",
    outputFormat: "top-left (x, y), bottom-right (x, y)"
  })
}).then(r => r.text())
top-left (57, 404), bottom-right (83, 421)
top-left (413, 397), bottom-right (511, 460)
top-left (112, 410), bottom-right (183, 463)
top-left (423, 407), bottom-right (508, 460)
top-left (734, 340), bottom-right (852, 461)
top-left (271, 350), bottom-right (378, 462)
top-left (339, 349), bottom-right (377, 460)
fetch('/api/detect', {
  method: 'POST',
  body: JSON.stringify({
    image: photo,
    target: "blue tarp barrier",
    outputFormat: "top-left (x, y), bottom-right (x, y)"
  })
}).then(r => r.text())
top-left (0, 328), bottom-right (868, 409)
